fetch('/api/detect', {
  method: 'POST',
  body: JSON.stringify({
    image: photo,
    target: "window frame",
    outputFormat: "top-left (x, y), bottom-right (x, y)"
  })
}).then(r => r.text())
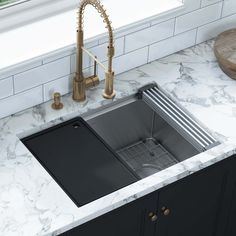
top-left (0, 0), bottom-right (197, 33)
top-left (0, 0), bottom-right (78, 32)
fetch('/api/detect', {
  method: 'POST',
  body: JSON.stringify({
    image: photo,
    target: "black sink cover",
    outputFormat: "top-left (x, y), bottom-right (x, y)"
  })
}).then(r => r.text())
top-left (22, 117), bottom-right (137, 207)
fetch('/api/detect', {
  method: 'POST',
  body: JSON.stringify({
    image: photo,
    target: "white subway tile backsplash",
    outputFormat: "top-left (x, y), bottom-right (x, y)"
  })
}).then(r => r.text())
top-left (43, 40), bottom-right (98, 67)
top-left (98, 23), bottom-right (150, 45)
top-left (83, 37), bottom-right (124, 68)
top-left (43, 75), bottom-right (72, 102)
top-left (97, 47), bottom-right (149, 80)
top-left (70, 54), bottom-right (76, 74)
top-left (85, 39), bottom-right (99, 49)
top-left (71, 37), bottom-right (125, 74)
top-left (184, 0), bottom-right (201, 12)
top-left (175, 2), bottom-right (223, 34)
top-left (0, 60), bottom-right (42, 81)
top-left (43, 46), bottom-right (75, 64)
top-left (148, 29), bottom-right (197, 62)
top-left (222, 0), bottom-right (236, 17)
top-left (0, 86), bottom-right (43, 119)
top-left (150, 0), bottom-right (201, 27)
top-left (113, 47), bottom-right (149, 75)
top-left (125, 19), bottom-right (175, 53)
top-left (201, 0), bottom-right (222, 8)
top-left (0, 77), bottom-right (13, 100)
top-left (14, 56), bottom-right (70, 93)
top-left (196, 13), bottom-right (236, 43)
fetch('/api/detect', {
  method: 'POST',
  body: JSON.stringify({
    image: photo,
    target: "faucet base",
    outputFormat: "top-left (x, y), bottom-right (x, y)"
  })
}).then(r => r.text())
top-left (103, 90), bottom-right (116, 99)
top-left (102, 71), bottom-right (116, 99)
top-left (73, 78), bottom-right (86, 102)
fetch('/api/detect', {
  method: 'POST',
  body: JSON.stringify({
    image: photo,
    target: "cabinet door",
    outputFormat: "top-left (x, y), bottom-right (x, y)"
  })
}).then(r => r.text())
top-left (61, 191), bottom-right (158, 236)
top-left (155, 158), bottom-right (232, 236)
top-left (223, 155), bottom-right (236, 236)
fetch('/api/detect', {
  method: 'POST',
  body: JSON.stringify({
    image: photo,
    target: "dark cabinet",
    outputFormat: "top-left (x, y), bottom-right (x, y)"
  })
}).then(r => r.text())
top-left (60, 155), bottom-right (236, 236)
top-left (61, 191), bottom-right (158, 236)
top-left (221, 155), bottom-right (236, 236)
top-left (155, 157), bottom-right (232, 236)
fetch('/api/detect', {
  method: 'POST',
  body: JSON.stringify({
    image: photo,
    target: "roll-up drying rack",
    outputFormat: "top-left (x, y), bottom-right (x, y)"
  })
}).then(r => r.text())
top-left (138, 83), bottom-right (219, 152)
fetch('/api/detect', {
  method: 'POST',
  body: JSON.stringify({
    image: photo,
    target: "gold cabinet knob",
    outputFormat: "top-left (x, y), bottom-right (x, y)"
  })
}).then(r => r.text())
top-left (161, 207), bottom-right (170, 216)
top-left (52, 92), bottom-right (63, 110)
top-left (148, 212), bottom-right (158, 222)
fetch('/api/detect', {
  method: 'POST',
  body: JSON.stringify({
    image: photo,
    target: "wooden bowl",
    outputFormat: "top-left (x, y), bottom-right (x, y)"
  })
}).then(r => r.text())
top-left (214, 28), bottom-right (236, 80)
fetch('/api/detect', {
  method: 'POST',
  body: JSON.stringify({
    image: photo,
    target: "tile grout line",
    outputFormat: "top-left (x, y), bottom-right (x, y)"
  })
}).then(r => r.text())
top-left (176, 9), bottom-right (235, 36)
top-left (195, 27), bottom-right (199, 45)
top-left (171, 1), bottom-right (221, 22)
top-left (123, 36), bottom-right (126, 55)
top-left (174, 2), bottom-right (224, 36)
top-left (42, 85), bottom-right (45, 102)
top-left (12, 75), bottom-right (15, 95)
top-left (220, 0), bottom-right (224, 18)
top-left (144, 28), bottom-right (197, 49)
top-left (42, 53), bottom-right (73, 65)
top-left (70, 54), bottom-right (73, 74)
top-left (147, 46), bottom-right (150, 64)
top-left (43, 74), bottom-right (73, 87)
top-left (201, 0), bottom-right (223, 9)
top-left (12, 56), bottom-right (69, 77)
top-left (173, 17), bottom-right (177, 36)
top-left (197, 12), bottom-right (236, 32)
top-left (0, 84), bottom-right (43, 103)
top-left (0, 62), bottom-right (43, 80)
top-left (14, 72), bottom-right (72, 96)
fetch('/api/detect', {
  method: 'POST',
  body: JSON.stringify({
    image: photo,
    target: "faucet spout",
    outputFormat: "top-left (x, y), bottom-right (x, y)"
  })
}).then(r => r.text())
top-left (73, 0), bottom-right (116, 102)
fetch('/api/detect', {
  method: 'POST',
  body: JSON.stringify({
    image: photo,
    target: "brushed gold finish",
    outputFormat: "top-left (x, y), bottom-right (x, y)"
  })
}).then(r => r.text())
top-left (103, 72), bottom-right (116, 99)
top-left (52, 92), bottom-right (63, 110)
top-left (161, 207), bottom-right (170, 216)
top-left (73, 0), bottom-right (116, 102)
top-left (85, 75), bottom-right (100, 88)
top-left (73, 74), bottom-right (86, 102)
top-left (148, 212), bottom-right (158, 222)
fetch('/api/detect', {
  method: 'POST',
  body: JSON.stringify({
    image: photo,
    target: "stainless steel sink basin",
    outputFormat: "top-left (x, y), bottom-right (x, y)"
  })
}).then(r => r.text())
top-left (84, 84), bottom-right (219, 178)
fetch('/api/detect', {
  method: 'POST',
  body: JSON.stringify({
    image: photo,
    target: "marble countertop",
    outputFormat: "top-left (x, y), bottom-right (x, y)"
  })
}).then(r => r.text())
top-left (1, 40), bottom-right (236, 236)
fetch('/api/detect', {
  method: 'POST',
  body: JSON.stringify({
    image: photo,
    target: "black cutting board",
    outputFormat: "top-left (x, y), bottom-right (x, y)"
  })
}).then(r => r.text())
top-left (22, 117), bottom-right (137, 207)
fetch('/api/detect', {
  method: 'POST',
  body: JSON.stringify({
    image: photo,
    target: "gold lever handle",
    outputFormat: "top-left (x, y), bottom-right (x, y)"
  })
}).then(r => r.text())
top-left (148, 212), bottom-right (158, 222)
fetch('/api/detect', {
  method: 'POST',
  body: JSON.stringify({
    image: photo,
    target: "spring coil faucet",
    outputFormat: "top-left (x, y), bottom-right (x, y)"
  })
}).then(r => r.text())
top-left (73, 0), bottom-right (116, 101)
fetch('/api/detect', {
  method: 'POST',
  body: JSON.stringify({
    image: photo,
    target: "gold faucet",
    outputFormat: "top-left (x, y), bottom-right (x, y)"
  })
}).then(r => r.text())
top-left (73, 0), bottom-right (116, 102)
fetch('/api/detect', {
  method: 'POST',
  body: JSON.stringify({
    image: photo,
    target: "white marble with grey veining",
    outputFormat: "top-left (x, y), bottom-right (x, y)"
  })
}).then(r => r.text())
top-left (1, 40), bottom-right (236, 235)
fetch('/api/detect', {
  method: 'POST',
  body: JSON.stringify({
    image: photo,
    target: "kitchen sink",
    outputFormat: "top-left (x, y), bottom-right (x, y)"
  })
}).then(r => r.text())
top-left (84, 84), bottom-right (219, 178)
top-left (85, 100), bottom-right (197, 178)
top-left (22, 83), bottom-right (219, 207)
